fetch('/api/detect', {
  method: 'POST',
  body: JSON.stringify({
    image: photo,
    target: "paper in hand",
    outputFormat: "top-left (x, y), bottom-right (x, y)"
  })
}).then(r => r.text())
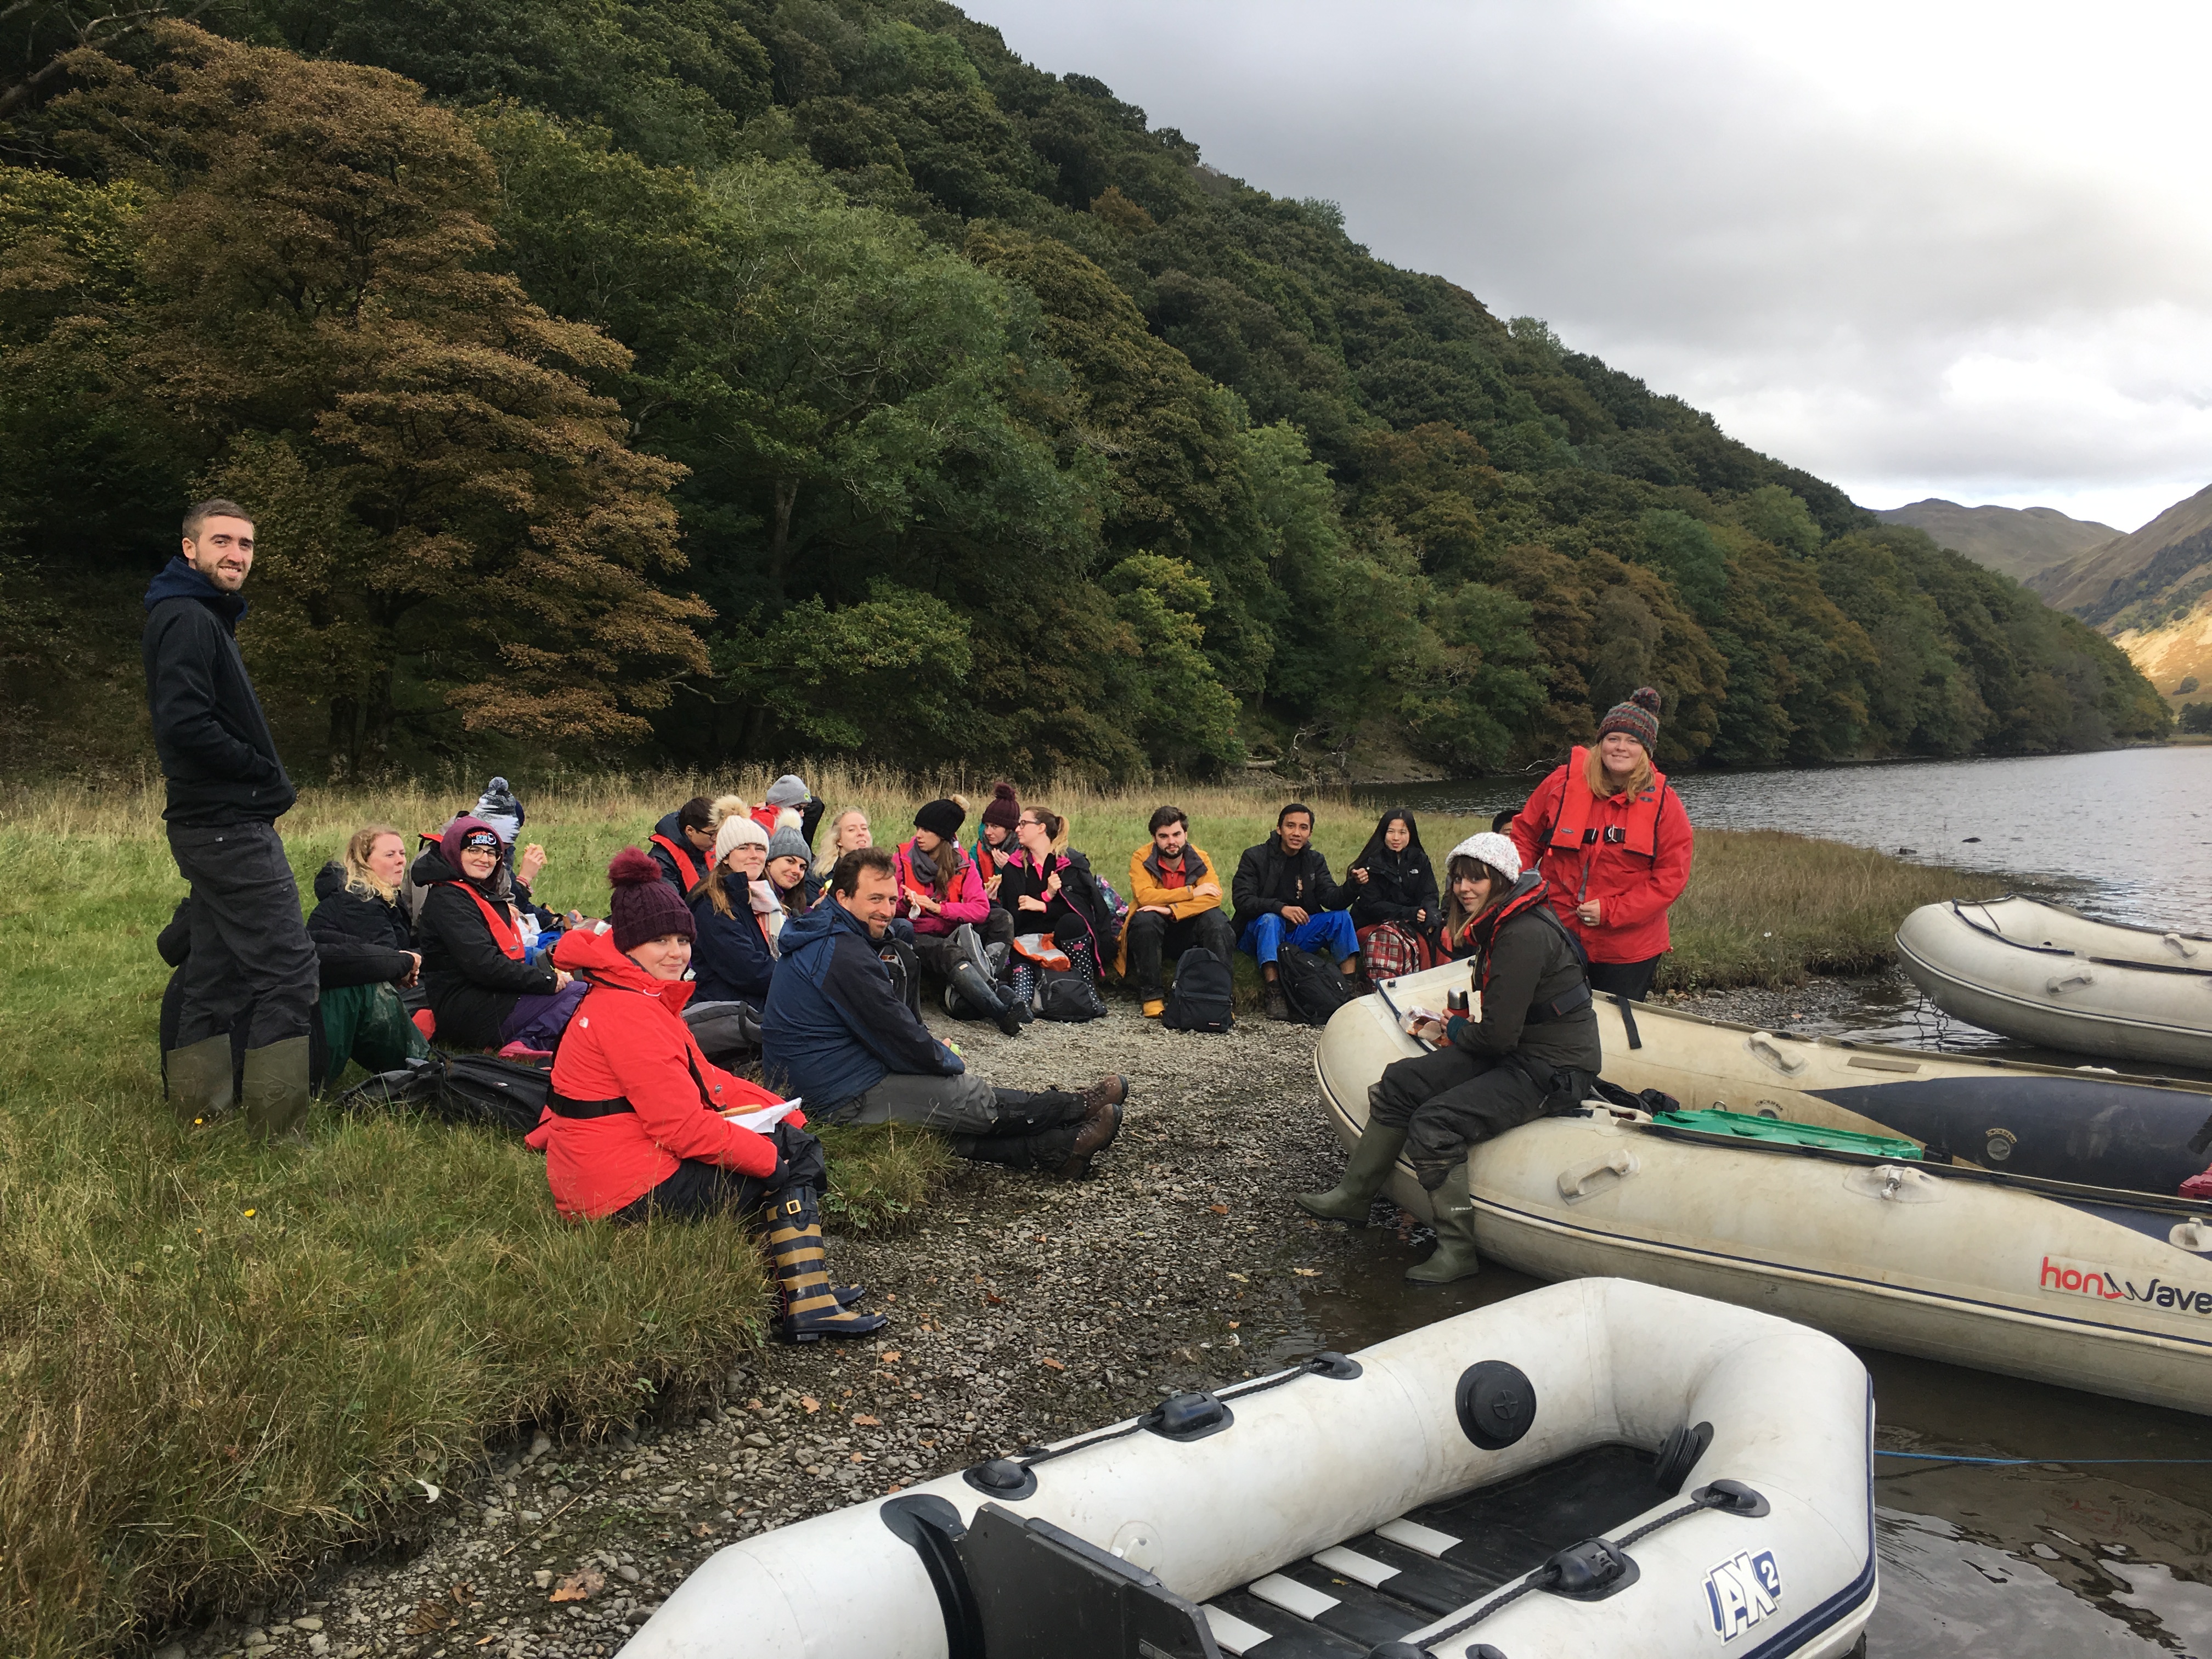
top-left (727, 1099), bottom-right (800, 1132)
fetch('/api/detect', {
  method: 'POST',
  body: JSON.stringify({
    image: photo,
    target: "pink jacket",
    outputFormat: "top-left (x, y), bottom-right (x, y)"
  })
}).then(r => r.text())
top-left (891, 837), bottom-right (990, 936)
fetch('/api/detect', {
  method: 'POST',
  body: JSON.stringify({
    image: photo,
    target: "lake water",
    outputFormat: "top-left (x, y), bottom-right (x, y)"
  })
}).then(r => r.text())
top-left (1330, 747), bottom-right (2212, 1655)
top-left (1362, 744), bottom-right (2212, 932)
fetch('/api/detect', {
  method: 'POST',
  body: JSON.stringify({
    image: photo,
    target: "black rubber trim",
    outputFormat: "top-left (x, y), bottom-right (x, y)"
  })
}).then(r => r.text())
top-left (878, 1494), bottom-right (983, 1659)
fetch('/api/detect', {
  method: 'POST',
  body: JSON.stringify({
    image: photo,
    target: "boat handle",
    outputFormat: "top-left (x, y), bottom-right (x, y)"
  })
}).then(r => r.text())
top-left (1745, 1034), bottom-right (1807, 1076)
top-left (2163, 933), bottom-right (2199, 960)
top-left (2046, 966), bottom-right (2096, 993)
top-left (1559, 1149), bottom-right (1638, 1200)
top-left (2172, 1220), bottom-right (2212, 1253)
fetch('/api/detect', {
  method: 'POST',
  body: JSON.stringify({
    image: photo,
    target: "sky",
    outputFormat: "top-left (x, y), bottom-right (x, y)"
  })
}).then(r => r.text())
top-left (970, 0), bottom-right (2211, 535)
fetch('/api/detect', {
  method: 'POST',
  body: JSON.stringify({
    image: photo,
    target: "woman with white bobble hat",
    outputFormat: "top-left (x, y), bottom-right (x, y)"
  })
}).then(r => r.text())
top-left (1296, 829), bottom-right (1599, 1285)
top-left (689, 811), bottom-right (778, 1005)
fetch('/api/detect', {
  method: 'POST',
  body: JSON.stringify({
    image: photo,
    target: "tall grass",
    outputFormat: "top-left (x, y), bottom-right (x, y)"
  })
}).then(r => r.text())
top-left (0, 767), bottom-right (1994, 1655)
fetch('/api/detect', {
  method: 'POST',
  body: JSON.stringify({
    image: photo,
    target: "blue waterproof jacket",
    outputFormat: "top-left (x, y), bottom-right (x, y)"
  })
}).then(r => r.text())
top-left (690, 889), bottom-right (775, 1006)
top-left (761, 900), bottom-right (961, 1111)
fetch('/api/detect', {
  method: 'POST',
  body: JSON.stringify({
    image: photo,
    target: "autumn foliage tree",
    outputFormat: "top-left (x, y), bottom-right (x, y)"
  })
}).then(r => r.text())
top-left (43, 25), bottom-right (707, 771)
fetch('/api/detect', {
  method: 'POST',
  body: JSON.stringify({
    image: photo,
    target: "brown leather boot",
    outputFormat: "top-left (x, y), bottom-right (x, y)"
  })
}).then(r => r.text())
top-left (1058, 1076), bottom-right (1130, 1178)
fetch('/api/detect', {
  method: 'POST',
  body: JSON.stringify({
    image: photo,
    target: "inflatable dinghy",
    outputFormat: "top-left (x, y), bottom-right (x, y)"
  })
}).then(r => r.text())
top-left (624, 1280), bottom-right (1876, 1659)
top-left (1324, 960), bottom-right (2212, 1197)
top-left (1317, 1003), bottom-right (2212, 1416)
top-left (1897, 896), bottom-right (2212, 1070)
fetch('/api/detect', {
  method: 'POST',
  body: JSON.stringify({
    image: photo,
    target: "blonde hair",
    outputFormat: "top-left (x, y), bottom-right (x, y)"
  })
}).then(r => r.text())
top-left (1585, 742), bottom-right (1652, 799)
top-left (1021, 805), bottom-right (1070, 855)
top-left (343, 823), bottom-right (405, 902)
top-left (817, 808), bottom-right (868, 876)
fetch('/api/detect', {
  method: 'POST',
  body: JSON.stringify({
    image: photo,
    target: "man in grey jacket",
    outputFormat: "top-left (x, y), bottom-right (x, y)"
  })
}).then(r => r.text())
top-left (143, 499), bottom-right (318, 1138)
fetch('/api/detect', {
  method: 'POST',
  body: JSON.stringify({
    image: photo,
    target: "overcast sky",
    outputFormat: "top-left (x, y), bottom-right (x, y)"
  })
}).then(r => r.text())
top-left (973, 0), bottom-right (2210, 534)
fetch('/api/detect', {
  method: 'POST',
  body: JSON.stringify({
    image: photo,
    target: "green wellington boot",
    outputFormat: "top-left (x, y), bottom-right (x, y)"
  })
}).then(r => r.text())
top-left (165, 1033), bottom-right (236, 1127)
top-left (240, 1035), bottom-right (313, 1143)
top-left (1406, 1163), bottom-right (1482, 1284)
top-left (1295, 1124), bottom-right (1410, 1223)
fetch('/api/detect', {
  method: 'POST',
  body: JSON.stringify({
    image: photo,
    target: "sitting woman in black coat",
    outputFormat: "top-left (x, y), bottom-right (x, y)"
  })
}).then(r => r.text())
top-left (1346, 807), bottom-right (1442, 978)
top-left (308, 823), bottom-right (431, 1086)
top-left (414, 816), bottom-right (583, 1052)
top-left (689, 812), bottom-right (777, 1006)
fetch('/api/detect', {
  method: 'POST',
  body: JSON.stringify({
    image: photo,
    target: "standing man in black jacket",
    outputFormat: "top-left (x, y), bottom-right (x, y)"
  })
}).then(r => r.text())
top-left (143, 499), bottom-right (318, 1139)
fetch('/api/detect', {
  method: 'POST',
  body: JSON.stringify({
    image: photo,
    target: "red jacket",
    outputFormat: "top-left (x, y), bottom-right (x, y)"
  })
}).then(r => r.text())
top-left (891, 837), bottom-right (991, 936)
top-left (1509, 750), bottom-right (1694, 964)
top-left (527, 926), bottom-right (798, 1219)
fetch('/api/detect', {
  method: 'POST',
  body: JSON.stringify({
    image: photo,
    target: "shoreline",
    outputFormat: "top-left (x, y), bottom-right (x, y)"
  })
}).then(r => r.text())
top-left (158, 968), bottom-right (1926, 1659)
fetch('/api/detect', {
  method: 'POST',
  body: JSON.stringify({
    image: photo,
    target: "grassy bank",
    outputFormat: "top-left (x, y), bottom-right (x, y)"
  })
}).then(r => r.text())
top-left (0, 769), bottom-right (1990, 1655)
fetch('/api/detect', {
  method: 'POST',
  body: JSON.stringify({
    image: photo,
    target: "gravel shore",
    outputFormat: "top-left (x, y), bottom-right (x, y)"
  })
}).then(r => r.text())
top-left (161, 972), bottom-right (1925, 1659)
top-left (166, 1007), bottom-right (1360, 1659)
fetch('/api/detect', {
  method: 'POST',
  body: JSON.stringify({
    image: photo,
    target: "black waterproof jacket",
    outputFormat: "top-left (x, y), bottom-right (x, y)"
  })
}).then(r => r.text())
top-left (1346, 845), bottom-right (1441, 932)
top-left (412, 847), bottom-right (557, 1049)
top-left (1231, 834), bottom-right (1342, 931)
top-left (307, 863), bottom-right (417, 989)
top-left (1451, 874), bottom-right (1601, 1076)
top-left (141, 557), bottom-right (295, 825)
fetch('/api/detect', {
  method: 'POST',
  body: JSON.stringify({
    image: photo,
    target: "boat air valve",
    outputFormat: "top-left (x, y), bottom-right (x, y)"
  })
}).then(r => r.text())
top-left (1455, 1361), bottom-right (1537, 1449)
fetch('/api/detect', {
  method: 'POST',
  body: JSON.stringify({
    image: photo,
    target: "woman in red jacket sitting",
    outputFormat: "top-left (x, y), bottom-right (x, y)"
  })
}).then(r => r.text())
top-left (1508, 686), bottom-right (1694, 1002)
top-left (529, 849), bottom-right (883, 1342)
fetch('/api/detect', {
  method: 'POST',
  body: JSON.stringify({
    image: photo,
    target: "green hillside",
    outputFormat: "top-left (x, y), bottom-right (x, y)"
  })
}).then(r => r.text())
top-left (0, 0), bottom-right (2169, 780)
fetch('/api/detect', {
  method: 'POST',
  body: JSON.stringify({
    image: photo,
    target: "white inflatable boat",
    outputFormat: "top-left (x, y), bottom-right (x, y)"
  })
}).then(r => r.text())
top-left (1896, 895), bottom-right (2212, 1070)
top-left (1316, 992), bottom-right (2212, 1417)
top-left (624, 1280), bottom-right (1876, 1659)
top-left (1324, 959), bottom-right (2212, 1197)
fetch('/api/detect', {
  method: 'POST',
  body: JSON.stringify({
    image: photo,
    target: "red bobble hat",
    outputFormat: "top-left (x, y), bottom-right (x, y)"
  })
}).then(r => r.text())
top-left (608, 846), bottom-right (696, 951)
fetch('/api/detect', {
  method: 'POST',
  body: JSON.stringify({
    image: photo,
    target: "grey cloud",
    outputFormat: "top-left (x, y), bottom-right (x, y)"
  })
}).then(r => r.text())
top-left (972, 0), bottom-right (2211, 523)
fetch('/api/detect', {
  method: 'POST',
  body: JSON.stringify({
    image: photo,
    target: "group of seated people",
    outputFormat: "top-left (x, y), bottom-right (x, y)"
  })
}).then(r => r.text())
top-left (269, 774), bottom-right (1558, 1336)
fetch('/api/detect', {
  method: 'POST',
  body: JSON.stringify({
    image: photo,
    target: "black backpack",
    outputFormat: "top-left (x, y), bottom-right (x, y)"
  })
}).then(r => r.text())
top-left (1278, 944), bottom-right (1358, 1026)
top-left (682, 998), bottom-right (763, 1065)
top-left (337, 1051), bottom-right (551, 1136)
top-left (1160, 945), bottom-right (1234, 1032)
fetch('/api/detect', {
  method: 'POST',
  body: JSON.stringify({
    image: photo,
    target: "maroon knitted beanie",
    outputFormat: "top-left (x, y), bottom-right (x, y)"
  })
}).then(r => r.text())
top-left (608, 846), bottom-right (696, 951)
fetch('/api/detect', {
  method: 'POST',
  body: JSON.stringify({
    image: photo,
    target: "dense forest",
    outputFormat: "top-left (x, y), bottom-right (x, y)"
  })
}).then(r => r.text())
top-left (0, 0), bottom-right (2169, 781)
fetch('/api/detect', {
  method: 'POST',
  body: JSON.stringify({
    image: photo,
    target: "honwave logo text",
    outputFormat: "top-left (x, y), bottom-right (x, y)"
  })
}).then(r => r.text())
top-left (2040, 1256), bottom-right (2212, 1316)
top-left (1705, 1549), bottom-right (1781, 1640)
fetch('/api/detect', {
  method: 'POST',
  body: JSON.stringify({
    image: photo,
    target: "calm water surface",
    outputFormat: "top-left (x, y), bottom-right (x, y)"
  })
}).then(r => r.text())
top-left (1364, 744), bottom-right (2212, 932)
top-left (1324, 748), bottom-right (2212, 1654)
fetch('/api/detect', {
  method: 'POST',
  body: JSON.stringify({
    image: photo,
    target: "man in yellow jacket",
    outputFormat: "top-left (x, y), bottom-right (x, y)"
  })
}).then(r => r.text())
top-left (1118, 805), bottom-right (1238, 1017)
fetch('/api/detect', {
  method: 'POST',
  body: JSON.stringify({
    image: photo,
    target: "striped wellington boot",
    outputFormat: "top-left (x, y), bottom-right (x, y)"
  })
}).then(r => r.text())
top-left (768, 1189), bottom-right (888, 1342)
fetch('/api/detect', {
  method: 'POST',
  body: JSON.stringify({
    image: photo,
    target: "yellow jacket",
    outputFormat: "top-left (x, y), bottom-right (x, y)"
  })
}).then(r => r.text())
top-left (1115, 843), bottom-right (1226, 975)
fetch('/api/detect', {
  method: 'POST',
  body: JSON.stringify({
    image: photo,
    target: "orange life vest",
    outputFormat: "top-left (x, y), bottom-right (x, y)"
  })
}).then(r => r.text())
top-left (445, 881), bottom-right (524, 961)
top-left (1541, 747), bottom-right (1669, 861)
top-left (650, 832), bottom-right (701, 891)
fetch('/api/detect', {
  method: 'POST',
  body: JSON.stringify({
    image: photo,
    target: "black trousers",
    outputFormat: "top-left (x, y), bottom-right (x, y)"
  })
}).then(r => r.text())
top-left (1587, 955), bottom-right (1662, 1002)
top-left (1370, 1043), bottom-right (1551, 1190)
top-left (1122, 907), bottom-right (1237, 997)
top-left (615, 1158), bottom-right (777, 1223)
top-left (166, 819), bottom-right (318, 1051)
top-left (912, 909), bottom-right (1015, 980)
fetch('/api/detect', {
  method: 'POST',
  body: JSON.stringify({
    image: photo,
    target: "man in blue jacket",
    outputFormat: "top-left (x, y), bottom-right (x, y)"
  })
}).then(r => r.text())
top-left (763, 847), bottom-right (1128, 1178)
top-left (143, 499), bottom-right (319, 1139)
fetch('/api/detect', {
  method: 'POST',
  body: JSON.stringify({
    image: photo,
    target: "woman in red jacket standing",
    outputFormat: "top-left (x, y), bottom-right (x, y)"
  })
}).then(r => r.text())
top-left (1508, 687), bottom-right (1694, 1002)
top-left (529, 849), bottom-right (883, 1342)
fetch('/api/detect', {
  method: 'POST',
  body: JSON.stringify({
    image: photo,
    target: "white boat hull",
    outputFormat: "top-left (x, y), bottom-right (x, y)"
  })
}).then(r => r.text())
top-left (1897, 896), bottom-right (2212, 1070)
top-left (625, 1280), bottom-right (1876, 1659)
top-left (1348, 958), bottom-right (2212, 1195)
top-left (1316, 996), bottom-right (2212, 1416)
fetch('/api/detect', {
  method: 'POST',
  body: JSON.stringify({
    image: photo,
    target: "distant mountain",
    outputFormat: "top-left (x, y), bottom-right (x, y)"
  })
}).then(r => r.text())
top-left (2032, 483), bottom-right (2212, 630)
top-left (1874, 498), bottom-right (2118, 584)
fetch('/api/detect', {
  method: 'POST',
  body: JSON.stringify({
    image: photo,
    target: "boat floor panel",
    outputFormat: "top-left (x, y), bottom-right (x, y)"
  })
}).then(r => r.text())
top-left (1212, 1442), bottom-right (1667, 1654)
